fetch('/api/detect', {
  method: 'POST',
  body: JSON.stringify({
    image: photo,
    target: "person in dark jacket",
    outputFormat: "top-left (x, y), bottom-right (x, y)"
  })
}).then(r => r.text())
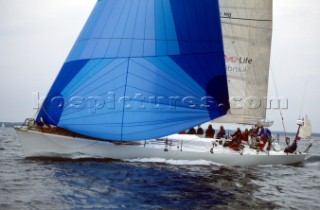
top-left (187, 127), bottom-right (196, 134)
top-left (284, 139), bottom-right (297, 153)
top-left (216, 126), bottom-right (225, 139)
top-left (196, 126), bottom-right (204, 135)
top-left (205, 124), bottom-right (215, 138)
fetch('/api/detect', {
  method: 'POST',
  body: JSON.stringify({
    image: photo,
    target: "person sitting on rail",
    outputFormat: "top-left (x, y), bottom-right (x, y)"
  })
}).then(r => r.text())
top-left (205, 124), bottom-right (215, 138)
top-left (196, 126), bottom-right (204, 135)
top-left (216, 126), bottom-right (226, 139)
top-left (187, 127), bottom-right (196, 134)
top-left (230, 128), bottom-right (242, 150)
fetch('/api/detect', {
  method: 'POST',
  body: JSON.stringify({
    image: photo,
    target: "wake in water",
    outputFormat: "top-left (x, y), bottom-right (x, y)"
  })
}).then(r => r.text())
top-left (28, 153), bottom-right (225, 167)
top-left (305, 154), bottom-right (320, 163)
top-left (305, 154), bottom-right (320, 162)
top-left (125, 158), bottom-right (224, 166)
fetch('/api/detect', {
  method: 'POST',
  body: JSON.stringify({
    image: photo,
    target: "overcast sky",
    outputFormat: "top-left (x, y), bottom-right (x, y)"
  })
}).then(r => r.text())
top-left (0, 0), bottom-right (319, 133)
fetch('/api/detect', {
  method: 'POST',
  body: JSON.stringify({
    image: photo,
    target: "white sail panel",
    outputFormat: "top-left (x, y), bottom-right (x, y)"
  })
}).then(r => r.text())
top-left (299, 116), bottom-right (312, 139)
top-left (215, 0), bottom-right (273, 124)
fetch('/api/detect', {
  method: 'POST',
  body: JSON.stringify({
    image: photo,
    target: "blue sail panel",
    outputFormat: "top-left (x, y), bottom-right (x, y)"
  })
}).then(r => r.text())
top-left (36, 60), bottom-right (89, 125)
top-left (121, 108), bottom-right (213, 140)
top-left (61, 59), bottom-right (114, 96)
top-left (127, 57), bottom-right (204, 98)
top-left (37, 0), bottom-right (229, 141)
top-left (61, 59), bottom-right (128, 103)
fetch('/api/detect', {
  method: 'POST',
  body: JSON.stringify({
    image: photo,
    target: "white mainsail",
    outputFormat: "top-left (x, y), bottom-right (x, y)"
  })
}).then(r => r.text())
top-left (215, 0), bottom-right (273, 124)
top-left (298, 116), bottom-right (312, 139)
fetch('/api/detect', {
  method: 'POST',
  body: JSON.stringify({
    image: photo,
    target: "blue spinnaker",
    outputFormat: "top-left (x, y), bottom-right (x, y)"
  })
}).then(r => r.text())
top-left (37, 0), bottom-right (230, 141)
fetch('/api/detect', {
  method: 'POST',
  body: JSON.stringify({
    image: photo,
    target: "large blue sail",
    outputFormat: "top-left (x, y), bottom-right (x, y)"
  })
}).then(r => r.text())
top-left (36, 0), bottom-right (230, 141)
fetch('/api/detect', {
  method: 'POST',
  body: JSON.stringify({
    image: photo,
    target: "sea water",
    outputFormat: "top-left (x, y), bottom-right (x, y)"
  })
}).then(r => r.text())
top-left (1, 128), bottom-right (319, 209)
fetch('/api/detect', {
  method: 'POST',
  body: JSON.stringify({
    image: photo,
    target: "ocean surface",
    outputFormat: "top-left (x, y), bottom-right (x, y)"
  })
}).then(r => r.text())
top-left (1, 127), bottom-right (319, 210)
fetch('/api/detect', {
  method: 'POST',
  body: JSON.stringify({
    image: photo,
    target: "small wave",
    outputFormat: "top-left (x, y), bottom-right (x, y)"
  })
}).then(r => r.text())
top-left (124, 158), bottom-right (224, 166)
top-left (305, 155), bottom-right (320, 163)
top-left (35, 152), bottom-right (93, 159)
top-left (26, 153), bottom-right (114, 162)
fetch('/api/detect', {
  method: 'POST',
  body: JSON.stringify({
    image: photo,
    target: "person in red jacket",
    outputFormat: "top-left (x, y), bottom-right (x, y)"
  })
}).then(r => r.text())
top-left (230, 128), bottom-right (242, 150)
top-left (242, 128), bottom-right (249, 142)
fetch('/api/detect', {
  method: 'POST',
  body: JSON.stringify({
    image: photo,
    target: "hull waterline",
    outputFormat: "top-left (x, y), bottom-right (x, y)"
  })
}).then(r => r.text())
top-left (16, 129), bottom-right (307, 167)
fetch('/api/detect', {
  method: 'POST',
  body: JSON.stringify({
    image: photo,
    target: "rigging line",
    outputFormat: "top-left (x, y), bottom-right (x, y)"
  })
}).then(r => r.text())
top-left (270, 64), bottom-right (287, 138)
top-left (298, 79), bottom-right (308, 119)
top-left (33, 92), bottom-right (41, 119)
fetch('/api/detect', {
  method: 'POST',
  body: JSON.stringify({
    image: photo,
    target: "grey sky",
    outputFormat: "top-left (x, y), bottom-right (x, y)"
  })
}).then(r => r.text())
top-left (0, 0), bottom-right (319, 133)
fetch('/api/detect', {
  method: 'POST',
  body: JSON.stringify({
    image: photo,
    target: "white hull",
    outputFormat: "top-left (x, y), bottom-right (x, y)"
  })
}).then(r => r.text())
top-left (16, 129), bottom-right (307, 167)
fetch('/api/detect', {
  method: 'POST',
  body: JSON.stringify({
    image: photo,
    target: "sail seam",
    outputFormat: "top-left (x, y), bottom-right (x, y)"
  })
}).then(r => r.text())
top-left (116, 0), bottom-right (135, 57)
top-left (142, 0), bottom-right (148, 56)
top-left (59, 116), bottom-right (209, 127)
top-left (102, 0), bottom-right (129, 58)
top-left (121, 59), bottom-right (130, 140)
top-left (130, 0), bottom-right (141, 56)
top-left (221, 17), bottom-right (272, 22)
top-left (66, 51), bottom-right (224, 61)
top-left (129, 59), bottom-right (200, 96)
top-left (77, 37), bottom-right (222, 42)
top-left (66, 60), bottom-right (127, 97)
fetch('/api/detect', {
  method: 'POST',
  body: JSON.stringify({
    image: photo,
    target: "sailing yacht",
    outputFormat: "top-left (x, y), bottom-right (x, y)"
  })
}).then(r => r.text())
top-left (16, 0), bottom-right (311, 166)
